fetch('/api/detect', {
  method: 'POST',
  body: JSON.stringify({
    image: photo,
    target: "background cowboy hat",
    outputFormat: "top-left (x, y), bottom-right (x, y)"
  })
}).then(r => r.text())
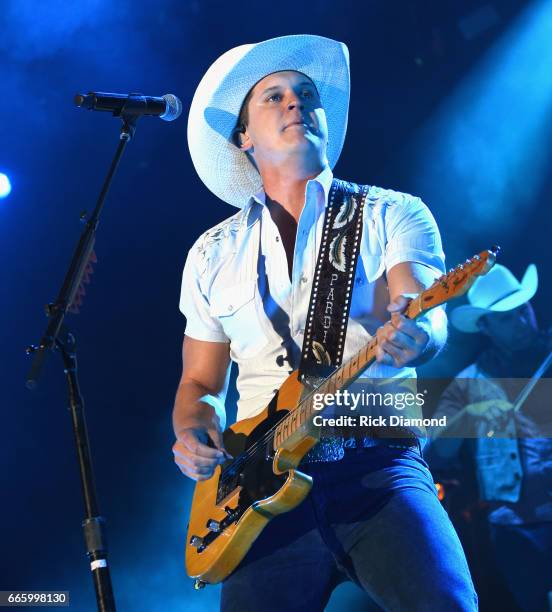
top-left (450, 263), bottom-right (538, 333)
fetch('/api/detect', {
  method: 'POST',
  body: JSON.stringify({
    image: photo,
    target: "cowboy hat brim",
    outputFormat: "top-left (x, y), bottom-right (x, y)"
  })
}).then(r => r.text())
top-left (450, 264), bottom-right (538, 333)
top-left (187, 35), bottom-right (350, 209)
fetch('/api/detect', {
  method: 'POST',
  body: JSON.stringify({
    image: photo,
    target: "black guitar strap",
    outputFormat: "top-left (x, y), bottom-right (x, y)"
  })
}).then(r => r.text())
top-left (298, 179), bottom-right (369, 383)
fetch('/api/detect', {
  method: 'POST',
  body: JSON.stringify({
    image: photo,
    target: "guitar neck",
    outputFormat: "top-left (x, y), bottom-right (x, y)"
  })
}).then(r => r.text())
top-left (273, 296), bottom-right (426, 449)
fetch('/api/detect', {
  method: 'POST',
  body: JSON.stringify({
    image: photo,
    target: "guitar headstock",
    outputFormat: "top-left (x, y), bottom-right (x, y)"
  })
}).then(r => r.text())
top-left (408, 246), bottom-right (500, 317)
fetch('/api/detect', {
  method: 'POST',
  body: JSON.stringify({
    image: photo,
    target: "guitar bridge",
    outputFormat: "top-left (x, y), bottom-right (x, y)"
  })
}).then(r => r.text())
top-left (216, 454), bottom-right (247, 505)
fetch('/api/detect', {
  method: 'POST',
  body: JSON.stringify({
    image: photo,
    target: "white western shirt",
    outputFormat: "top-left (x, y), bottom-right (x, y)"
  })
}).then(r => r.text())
top-left (180, 167), bottom-right (445, 422)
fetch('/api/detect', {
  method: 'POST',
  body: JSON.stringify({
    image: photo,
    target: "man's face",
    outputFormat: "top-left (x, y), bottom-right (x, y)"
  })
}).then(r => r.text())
top-left (239, 70), bottom-right (328, 169)
top-left (478, 302), bottom-right (539, 351)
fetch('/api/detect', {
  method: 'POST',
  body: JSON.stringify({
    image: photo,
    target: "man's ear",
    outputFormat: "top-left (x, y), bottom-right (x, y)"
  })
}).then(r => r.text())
top-left (238, 128), bottom-right (253, 153)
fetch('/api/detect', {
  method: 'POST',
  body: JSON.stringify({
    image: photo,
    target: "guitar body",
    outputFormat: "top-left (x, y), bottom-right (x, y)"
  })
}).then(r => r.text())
top-left (185, 370), bottom-right (319, 585)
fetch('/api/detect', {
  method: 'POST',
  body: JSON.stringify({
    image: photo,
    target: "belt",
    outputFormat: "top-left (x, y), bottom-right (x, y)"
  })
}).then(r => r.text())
top-left (301, 433), bottom-right (420, 464)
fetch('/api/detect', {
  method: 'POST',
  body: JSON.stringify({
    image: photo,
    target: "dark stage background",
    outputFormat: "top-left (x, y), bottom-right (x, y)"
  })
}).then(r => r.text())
top-left (2, 1), bottom-right (551, 610)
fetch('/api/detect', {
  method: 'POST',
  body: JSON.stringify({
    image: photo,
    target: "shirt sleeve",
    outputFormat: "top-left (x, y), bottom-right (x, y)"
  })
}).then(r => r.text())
top-left (179, 246), bottom-right (229, 343)
top-left (384, 195), bottom-right (445, 275)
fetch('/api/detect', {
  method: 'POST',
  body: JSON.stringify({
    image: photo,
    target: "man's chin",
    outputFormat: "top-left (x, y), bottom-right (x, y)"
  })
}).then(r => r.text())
top-left (281, 135), bottom-right (326, 155)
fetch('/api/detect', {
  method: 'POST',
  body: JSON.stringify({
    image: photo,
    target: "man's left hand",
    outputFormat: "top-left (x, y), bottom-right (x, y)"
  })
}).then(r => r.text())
top-left (375, 295), bottom-right (430, 368)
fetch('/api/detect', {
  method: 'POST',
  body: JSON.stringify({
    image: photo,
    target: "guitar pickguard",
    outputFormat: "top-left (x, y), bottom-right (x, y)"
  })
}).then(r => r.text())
top-left (219, 409), bottom-right (290, 509)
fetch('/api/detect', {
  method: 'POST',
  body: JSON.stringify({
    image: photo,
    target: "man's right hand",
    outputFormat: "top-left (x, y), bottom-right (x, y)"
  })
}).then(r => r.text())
top-left (173, 417), bottom-right (232, 482)
top-left (172, 336), bottom-right (232, 482)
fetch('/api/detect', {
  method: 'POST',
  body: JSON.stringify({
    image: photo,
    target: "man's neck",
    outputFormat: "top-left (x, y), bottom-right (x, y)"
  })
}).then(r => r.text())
top-left (258, 159), bottom-right (326, 222)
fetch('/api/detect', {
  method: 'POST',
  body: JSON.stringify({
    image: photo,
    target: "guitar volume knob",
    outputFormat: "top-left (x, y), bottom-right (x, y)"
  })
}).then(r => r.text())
top-left (206, 519), bottom-right (221, 532)
top-left (189, 535), bottom-right (204, 548)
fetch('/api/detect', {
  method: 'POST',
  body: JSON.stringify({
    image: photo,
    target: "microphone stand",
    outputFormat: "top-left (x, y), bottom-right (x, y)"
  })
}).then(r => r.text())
top-left (26, 111), bottom-right (140, 612)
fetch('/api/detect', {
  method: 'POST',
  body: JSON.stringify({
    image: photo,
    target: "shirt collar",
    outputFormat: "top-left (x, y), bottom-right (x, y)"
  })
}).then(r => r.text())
top-left (245, 164), bottom-right (334, 214)
top-left (308, 164), bottom-right (334, 203)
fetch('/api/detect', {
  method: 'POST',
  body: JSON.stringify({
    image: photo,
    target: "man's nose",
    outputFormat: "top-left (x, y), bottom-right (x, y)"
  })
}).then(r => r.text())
top-left (287, 93), bottom-right (304, 110)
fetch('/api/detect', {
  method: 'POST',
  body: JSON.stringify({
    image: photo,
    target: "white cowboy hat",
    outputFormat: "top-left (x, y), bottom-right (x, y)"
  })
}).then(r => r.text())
top-left (187, 34), bottom-right (350, 209)
top-left (450, 263), bottom-right (538, 333)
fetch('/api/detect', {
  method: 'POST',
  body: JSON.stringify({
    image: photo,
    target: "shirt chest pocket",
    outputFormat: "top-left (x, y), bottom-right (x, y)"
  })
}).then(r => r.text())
top-left (209, 280), bottom-right (269, 360)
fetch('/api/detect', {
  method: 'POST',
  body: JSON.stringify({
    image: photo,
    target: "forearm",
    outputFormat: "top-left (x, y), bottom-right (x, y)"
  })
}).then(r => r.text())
top-left (172, 379), bottom-right (227, 436)
top-left (411, 307), bottom-right (448, 367)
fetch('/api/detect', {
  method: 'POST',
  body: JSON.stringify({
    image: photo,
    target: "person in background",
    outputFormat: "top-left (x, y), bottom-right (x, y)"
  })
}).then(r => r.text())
top-left (428, 263), bottom-right (552, 612)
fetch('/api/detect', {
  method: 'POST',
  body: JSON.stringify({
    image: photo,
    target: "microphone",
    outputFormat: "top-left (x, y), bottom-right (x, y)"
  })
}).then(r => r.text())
top-left (74, 91), bottom-right (183, 122)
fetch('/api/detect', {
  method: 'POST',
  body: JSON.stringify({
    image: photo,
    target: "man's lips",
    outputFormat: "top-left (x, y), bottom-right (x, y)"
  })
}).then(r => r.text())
top-left (283, 120), bottom-right (311, 130)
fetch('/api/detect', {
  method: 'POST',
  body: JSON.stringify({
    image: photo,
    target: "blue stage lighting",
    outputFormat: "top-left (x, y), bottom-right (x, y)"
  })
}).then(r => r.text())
top-left (0, 173), bottom-right (12, 198)
top-left (410, 0), bottom-right (552, 239)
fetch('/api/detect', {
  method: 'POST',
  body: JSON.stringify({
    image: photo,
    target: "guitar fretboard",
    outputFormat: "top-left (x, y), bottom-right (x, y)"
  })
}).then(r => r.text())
top-left (272, 335), bottom-right (381, 450)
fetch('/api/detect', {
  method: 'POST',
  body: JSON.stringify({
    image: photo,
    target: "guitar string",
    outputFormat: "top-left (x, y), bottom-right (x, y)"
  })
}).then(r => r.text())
top-left (218, 265), bottom-right (462, 479)
top-left (218, 293), bottom-right (438, 483)
top-left (218, 323), bottom-right (437, 484)
top-left (219, 383), bottom-right (323, 482)
top-left (215, 266), bottom-right (481, 484)
top-left (218, 303), bottom-right (443, 484)
top-left (218, 364), bottom-right (347, 483)
top-left (218, 345), bottom-right (377, 484)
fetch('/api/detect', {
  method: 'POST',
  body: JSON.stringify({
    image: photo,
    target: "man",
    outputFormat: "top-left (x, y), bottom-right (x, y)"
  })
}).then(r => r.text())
top-left (173, 35), bottom-right (477, 611)
top-left (428, 263), bottom-right (552, 612)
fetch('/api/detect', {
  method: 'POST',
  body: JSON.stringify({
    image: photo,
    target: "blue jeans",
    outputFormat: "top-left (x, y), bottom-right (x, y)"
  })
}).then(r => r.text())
top-left (220, 445), bottom-right (478, 611)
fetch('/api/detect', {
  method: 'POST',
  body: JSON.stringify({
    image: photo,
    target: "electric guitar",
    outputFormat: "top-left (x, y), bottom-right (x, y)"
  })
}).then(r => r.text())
top-left (185, 248), bottom-right (498, 587)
